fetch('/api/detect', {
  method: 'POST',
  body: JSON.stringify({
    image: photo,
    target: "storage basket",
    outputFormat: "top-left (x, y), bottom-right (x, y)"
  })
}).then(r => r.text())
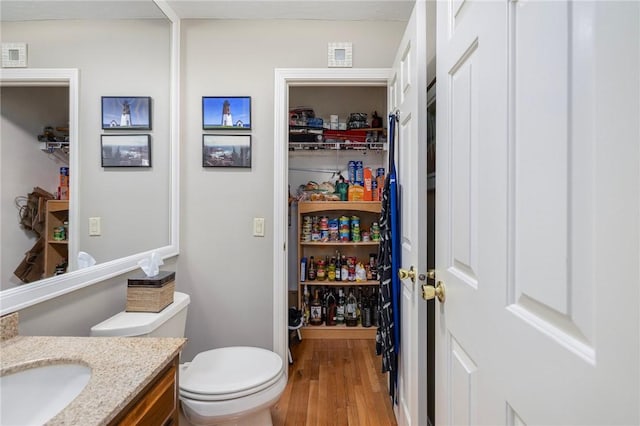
top-left (126, 271), bottom-right (175, 313)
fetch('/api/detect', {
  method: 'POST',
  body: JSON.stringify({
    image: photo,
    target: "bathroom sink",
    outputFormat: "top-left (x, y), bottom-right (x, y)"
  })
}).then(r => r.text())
top-left (0, 363), bottom-right (92, 425)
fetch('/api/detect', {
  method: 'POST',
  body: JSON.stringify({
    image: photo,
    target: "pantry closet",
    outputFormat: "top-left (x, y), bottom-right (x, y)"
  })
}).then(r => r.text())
top-left (287, 83), bottom-right (389, 340)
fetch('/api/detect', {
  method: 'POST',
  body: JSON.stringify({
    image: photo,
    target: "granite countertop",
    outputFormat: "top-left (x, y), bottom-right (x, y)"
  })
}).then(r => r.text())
top-left (0, 335), bottom-right (187, 425)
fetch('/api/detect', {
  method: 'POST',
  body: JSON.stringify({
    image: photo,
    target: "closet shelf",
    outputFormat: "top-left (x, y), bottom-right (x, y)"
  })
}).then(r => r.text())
top-left (40, 141), bottom-right (70, 163)
top-left (289, 141), bottom-right (386, 151)
top-left (300, 324), bottom-right (377, 339)
top-left (299, 280), bottom-right (379, 286)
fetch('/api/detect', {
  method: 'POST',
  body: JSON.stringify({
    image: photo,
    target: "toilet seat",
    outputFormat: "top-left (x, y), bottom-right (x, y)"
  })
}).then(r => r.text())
top-left (179, 346), bottom-right (284, 401)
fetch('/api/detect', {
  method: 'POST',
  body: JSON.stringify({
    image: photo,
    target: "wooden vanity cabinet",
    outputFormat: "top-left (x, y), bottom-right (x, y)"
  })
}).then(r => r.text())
top-left (110, 354), bottom-right (179, 426)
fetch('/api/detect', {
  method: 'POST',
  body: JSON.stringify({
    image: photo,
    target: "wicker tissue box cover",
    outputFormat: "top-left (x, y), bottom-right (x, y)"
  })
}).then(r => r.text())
top-left (126, 271), bottom-right (175, 313)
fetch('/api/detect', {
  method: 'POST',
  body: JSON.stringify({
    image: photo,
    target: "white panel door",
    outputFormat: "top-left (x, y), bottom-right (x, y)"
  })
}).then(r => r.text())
top-left (436, 1), bottom-right (639, 424)
top-left (389, 1), bottom-right (428, 425)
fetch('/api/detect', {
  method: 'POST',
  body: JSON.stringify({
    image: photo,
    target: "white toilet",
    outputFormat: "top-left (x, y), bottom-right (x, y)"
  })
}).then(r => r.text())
top-left (90, 292), bottom-right (287, 426)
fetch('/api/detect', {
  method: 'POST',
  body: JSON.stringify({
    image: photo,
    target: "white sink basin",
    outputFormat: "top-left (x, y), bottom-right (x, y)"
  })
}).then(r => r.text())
top-left (0, 363), bottom-right (92, 425)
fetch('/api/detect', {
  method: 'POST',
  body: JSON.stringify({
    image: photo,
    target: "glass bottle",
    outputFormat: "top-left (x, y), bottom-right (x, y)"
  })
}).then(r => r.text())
top-left (326, 290), bottom-right (337, 326)
top-left (316, 259), bottom-right (326, 281)
top-left (362, 288), bottom-right (372, 327)
top-left (336, 288), bottom-right (346, 325)
top-left (345, 290), bottom-right (358, 327)
top-left (328, 257), bottom-right (336, 281)
top-left (335, 252), bottom-right (342, 281)
top-left (310, 289), bottom-right (322, 326)
top-left (307, 256), bottom-right (316, 281)
top-left (303, 284), bottom-right (310, 326)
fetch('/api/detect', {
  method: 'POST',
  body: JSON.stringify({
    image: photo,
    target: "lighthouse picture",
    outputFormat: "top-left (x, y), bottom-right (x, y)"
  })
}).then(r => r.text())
top-left (203, 96), bottom-right (252, 130)
top-left (221, 100), bottom-right (233, 126)
top-left (120, 100), bottom-right (132, 127)
top-left (101, 96), bottom-right (151, 130)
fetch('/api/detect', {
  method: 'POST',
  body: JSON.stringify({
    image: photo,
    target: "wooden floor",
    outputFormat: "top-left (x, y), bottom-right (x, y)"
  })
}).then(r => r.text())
top-left (271, 338), bottom-right (398, 426)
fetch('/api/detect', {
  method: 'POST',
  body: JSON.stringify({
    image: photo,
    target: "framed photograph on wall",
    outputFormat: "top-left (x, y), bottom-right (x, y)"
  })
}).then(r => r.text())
top-left (101, 96), bottom-right (151, 130)
top-left (202, 134), bottom-right (251, 168)
top-left (101, 134), bottom-right (151, 167)
top-left (202, 96), bottom-right (251, 130)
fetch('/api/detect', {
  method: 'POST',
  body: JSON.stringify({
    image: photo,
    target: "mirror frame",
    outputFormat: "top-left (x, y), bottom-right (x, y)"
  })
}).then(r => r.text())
top-left (0, 2), bottom-right (180, 315)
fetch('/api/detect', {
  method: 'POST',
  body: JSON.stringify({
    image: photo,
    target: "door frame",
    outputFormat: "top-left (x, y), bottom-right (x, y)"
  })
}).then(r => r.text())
top-left (272, 68), bottom-right (391, 371)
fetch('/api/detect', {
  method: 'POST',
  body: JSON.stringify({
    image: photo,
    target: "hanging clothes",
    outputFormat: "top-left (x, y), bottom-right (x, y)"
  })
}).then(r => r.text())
top-left (376, 112), bottom-right (401, 402)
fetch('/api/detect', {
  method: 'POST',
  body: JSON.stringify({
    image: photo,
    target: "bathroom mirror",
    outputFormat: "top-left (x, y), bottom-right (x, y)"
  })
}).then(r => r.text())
top-left (0, 0), bottom-right (179, 315)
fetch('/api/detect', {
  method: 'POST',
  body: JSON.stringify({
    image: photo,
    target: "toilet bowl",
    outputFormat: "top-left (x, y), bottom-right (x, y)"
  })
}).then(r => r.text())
top-left (90, 292), bottom-right (286, 426)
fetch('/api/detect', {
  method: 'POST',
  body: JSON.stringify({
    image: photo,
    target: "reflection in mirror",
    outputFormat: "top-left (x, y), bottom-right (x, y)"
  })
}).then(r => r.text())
top-left (0, 1), bottom-right (178, 314)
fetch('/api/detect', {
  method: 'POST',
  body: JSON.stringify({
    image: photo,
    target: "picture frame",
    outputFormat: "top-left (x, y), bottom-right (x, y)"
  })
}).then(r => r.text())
top-left (101, 134), bottom-right (151, 167)
top-left (202, 134), bottom-right (251, 168)
top-left (202, 96), bottom-right (251, 130)
top-left (101, 96), bottom-right (151, 130)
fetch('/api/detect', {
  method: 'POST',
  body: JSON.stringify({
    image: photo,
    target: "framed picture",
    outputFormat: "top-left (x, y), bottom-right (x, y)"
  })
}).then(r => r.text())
top-left (101, 96), bottom-right (151, 130)
top-left (202, 134), bottom-right (251, 168)
top-left (202, 96), bottom-right (251, 130)
top-left (101, 134), bottom-right (151, 167)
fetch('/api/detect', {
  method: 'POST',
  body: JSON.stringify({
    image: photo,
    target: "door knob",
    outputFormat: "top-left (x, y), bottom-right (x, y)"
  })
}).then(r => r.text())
top-left (398, 266), bottom-right (416, 283)
top-left (422, 281), bottom-right (446, 303)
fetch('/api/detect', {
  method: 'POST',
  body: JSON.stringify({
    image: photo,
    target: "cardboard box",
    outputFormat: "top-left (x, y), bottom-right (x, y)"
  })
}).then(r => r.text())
top-left (363, 167), bottom-right (373, 201)
top-left (126, 271), bottom-right (175, 312)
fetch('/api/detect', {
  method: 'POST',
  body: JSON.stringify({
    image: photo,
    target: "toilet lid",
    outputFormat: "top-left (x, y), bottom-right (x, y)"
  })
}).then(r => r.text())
top-left (180, 347), bottom-right (283, 398)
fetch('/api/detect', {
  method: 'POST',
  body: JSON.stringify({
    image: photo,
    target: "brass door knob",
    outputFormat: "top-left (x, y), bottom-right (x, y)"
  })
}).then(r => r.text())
top-left (398, 267), bottom-right (416, 282)
top-left (422, 281), bottom-right (446, 303)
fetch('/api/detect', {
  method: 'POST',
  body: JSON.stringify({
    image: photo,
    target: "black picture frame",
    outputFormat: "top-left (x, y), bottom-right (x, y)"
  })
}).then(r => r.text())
top-left (101, 134), bottom-right (151, 167)
top-left (101, 96), bottom-right (151, 130)
top-left (202, 134), bottom-right (251, 168)
top-left (202, 96), bottom-right (251, 130)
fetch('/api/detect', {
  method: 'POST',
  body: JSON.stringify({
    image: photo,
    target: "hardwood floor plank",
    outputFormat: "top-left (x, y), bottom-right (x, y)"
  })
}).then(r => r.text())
top-left (305, 380), bottom-right (319, 426)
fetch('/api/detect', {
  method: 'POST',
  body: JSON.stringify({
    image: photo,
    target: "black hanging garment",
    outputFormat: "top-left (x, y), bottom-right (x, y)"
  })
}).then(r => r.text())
top-left (376, 112), bottom-right (401, 402)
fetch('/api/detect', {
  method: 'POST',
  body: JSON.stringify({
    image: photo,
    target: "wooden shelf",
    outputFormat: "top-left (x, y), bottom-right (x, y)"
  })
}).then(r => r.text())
top-left (301, 324), bottom-right (377, 340)
top-left (300, 280), bottom-right (379, 286)
top-left (301, 241), bottom-right (379, 247)
top-left (298, 200), bottom-right (381, 215)
top-left (44, 199), bottom-right (68, 278)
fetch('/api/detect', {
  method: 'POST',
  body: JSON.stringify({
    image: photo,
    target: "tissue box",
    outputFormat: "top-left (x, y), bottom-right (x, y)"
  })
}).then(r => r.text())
top-left (126, 271), bottom-right (175, 312)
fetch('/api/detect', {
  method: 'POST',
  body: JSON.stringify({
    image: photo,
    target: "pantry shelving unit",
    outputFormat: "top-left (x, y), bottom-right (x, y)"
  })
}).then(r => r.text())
top-left (43, 199), bottom-right (68, 278)
top-left (297, 200), bottom-right (381, 339)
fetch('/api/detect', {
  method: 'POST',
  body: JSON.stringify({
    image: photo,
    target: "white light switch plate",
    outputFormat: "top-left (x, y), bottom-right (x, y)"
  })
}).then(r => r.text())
top-left (253, 217), bottom-right (265, 237)
top-left (89, 217), bottom-right (101, 236)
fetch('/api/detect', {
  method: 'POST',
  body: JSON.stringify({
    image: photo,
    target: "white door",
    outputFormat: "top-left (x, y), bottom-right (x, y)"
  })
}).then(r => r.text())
top-left (388, 1), bottom-right (428, 424)
top-left (436, 1), bottom-right (639, 424)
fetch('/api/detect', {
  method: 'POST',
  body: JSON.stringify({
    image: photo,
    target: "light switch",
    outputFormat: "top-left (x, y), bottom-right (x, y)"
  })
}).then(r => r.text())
top-left (89, 217), bottom-right (101, 236)
top-left (253, 217), bottom-right (265, 237)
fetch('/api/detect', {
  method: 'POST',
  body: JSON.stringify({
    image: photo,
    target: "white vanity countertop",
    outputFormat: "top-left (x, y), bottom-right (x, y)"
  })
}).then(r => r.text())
top-left (0, 335), bottom-right (187, 425)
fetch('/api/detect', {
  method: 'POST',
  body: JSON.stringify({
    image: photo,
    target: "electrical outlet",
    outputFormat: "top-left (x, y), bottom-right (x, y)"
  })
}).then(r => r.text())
top-left (253, 217), bottom-right (265, 237)
top-left (89, 217), bottom-right (101, 236)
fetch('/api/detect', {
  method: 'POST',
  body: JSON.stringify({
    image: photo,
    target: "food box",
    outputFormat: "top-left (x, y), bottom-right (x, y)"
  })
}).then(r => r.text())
top-left (126, 270), bottom-right (175, 312)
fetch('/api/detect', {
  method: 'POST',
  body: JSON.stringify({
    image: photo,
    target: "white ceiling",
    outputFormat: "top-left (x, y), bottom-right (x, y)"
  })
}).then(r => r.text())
top-left (1, 0), bottom-right (414, 22)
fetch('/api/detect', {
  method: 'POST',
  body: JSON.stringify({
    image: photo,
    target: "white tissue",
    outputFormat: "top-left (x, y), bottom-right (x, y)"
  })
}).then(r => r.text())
top-left (137, 252), bottom-right (164, 277)
top-left (77, 251), bottom-right (96, 269)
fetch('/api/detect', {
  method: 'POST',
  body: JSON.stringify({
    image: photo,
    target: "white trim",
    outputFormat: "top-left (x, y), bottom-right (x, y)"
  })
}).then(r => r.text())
top-left (272, 67), bottom-right (390, 368)
top-left (154, 0), bottom-right (181, 256)
top-left (0, 2), bottom-right (181, 315)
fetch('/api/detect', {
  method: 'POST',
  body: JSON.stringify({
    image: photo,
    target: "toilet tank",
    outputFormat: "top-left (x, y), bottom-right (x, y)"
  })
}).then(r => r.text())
top-left (90, 292), bottom-right (190, 337)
